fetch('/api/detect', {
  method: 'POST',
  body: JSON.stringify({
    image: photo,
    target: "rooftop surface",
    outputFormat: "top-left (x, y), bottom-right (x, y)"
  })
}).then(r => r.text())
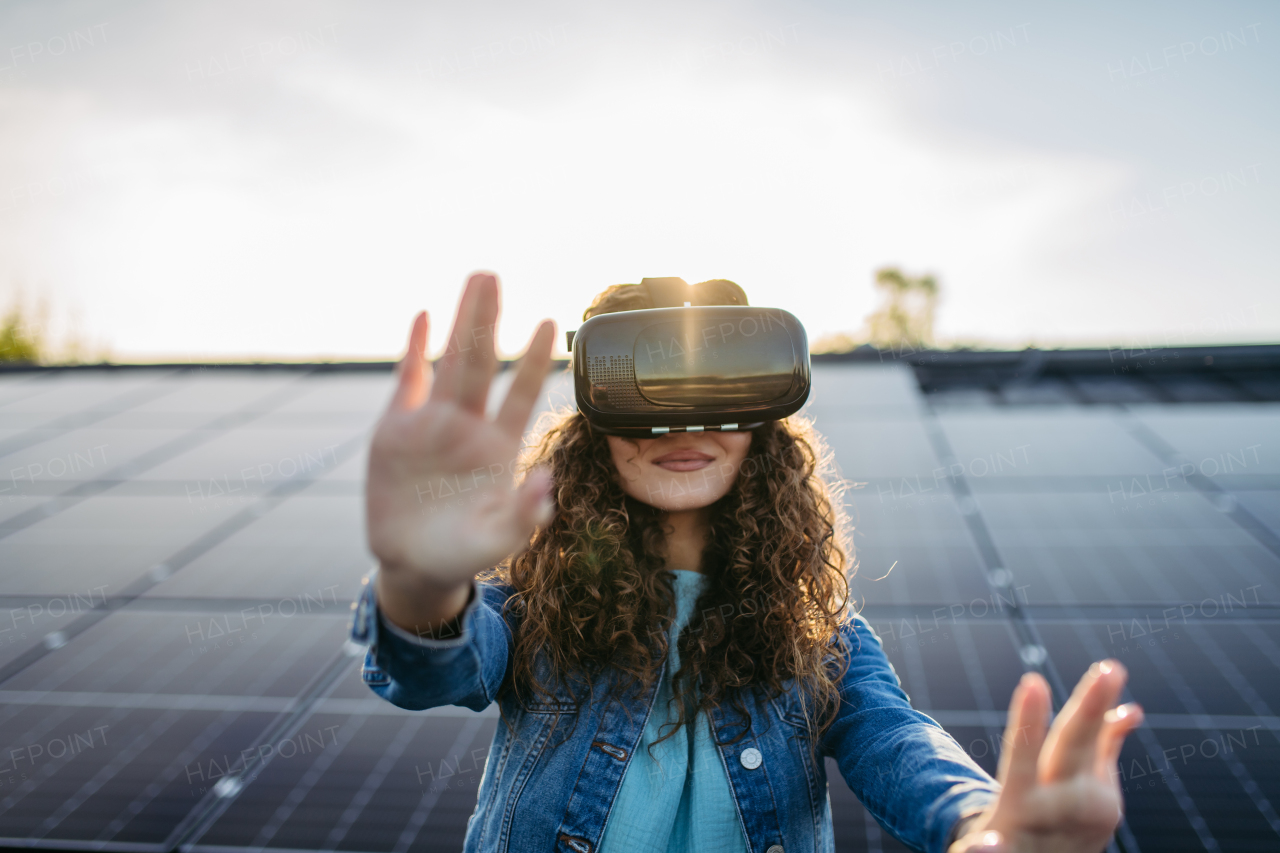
top-left (0, 348), bottom-right (1278, 852)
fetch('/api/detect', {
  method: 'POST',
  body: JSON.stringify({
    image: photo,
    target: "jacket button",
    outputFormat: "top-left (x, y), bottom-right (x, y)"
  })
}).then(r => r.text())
top-left (766, 846), bottom-right (784, 853)
top-left (740, 747), bottom-right (762, 769)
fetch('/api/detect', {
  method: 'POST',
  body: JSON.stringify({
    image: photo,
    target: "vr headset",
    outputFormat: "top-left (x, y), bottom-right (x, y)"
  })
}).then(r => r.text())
top-left (567, 278), bottom-right (811, 438)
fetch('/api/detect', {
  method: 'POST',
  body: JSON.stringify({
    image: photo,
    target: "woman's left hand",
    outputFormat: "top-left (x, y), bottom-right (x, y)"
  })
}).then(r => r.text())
top-left (947, 661), bottom-right (1144, 852)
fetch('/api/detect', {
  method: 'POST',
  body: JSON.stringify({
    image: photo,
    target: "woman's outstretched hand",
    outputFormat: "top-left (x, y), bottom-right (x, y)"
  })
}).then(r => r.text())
top-left (948, 662), bottom-right (1144, 853)
top-left (366, 272), bottom-right (556, 634)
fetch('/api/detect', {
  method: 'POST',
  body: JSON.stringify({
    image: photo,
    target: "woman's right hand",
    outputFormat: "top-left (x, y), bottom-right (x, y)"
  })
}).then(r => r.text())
top-left (366, 272), bottom-right (556, 634)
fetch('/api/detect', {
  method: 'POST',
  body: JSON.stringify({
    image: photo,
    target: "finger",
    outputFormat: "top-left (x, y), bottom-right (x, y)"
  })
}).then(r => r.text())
top-left (484, 467), bottom-right (554, 556)
top-left (454, 272), bottom-right (501, 413)
top-left (514, 467), bottom-right (555, 531)
top-left (431, 272), bottom-right (499, 410)
top-left (949, 829), bottom-right (1005, 852)
top-left (429, 276), bottom-right (476, 403)
top-left (996, 672), bottom-right (1050, 803)
top-left (1042, 659), bottom-right (1127, 781)
top-left (1096, 702), bottom-right (1144, 781)
top-left (389, 312), bottom-right (430, 411)
top-left (495, 320), bottom-right (556, 440)
top-left (453, 272), bottom-right (501, 413)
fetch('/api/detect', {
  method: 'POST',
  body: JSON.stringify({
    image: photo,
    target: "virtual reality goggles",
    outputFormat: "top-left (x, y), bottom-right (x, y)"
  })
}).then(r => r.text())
top-left (568, 278), bottom-right (811, 438)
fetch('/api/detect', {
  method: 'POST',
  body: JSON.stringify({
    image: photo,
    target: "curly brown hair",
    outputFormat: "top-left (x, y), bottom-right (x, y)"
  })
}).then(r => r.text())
top-left (478, 279), bottom-right (855, 749)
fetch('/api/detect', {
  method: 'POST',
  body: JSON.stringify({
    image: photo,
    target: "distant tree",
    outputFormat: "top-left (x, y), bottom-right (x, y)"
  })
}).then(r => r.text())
top-left (865, 266), bottom-right (939, 350)
top-left (0, 291), bottom-right (110, 364)
top-left (809, 331), bottom-right (862, 354)
top-left (0, 298), bottom-right (45, 363)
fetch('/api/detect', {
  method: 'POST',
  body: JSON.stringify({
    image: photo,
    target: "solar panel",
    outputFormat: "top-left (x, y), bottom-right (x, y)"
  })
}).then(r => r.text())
top-left (4, 426), bottom-right (193, 485)
top-left (144, 495), bottom-right (370, 600)
top-left (973, 491), bottom-right (1280, 606)
top-left (1237, 492), bottom-right (1280, 531)
top-left (807, 416), bottom-right (941, 480)
top-left (937, 410), bottom-right (1169, 477)
top-left (0, 372), bottom-right (181, 417)
top-left (0, 496), bottom-right (251, 596)
top-left (268, 373), bottom-right (398, 415)
top-left (1, 363), bottom-right (1277, 852)
top-left (133, 427), bottom-right (364, 483)
top-left (123, 373), bottom-right (309, 415)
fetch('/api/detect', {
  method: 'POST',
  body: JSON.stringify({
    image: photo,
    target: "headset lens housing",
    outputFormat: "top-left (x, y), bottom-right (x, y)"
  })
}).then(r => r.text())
top-left (571, 305), bottom-right (810, 437)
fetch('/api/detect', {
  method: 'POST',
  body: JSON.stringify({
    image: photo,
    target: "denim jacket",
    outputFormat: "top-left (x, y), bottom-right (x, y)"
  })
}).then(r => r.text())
top-left (349, 574), bottom-right (1000, 853)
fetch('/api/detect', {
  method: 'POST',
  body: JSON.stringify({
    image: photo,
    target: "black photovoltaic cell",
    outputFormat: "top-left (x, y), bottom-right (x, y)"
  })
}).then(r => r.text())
top-left (1131, 408), bottom-right (1280, 475)
top-left (268, 374), bottom-right (397, 415)
top-left (0, 602), bottom-right (84, 670)
top-left (0, 707), bottom-right (279, 846)
top-left (3, 425), bottom-right (192, 484)
top-left (134, 426), bottom-right (363, 483)
top-left (871, 621), bottom-right (1025, 716)
top-left (197, 713), bottom-right (494, 852)
top-left (937, 410), bottom-right (1168, 478)
top-left (0, 496), bottom-right (250, 597)
top-left (846, 492), bottom-right (991, 606)
top-left (1236, 491), bottom-right (1280, 533)
top-left (971, 491), bottom-right (1280, 606)
top-left (0, 366), bottom-right (1277, 852)
top-left (804, 417), bottom-right (940, 480)
top-left (849, 538), bottom-right (989, 607)
top-left (807, 364), bottom-right (924, 418)
top-left (1, 611), bottom-right (351, 699)
top-left (121, 374), bottom-right (328, 416)
top-left (141, 495), bottom-right (371, 601)
top-left (0, 372), bottom-right (179, 418)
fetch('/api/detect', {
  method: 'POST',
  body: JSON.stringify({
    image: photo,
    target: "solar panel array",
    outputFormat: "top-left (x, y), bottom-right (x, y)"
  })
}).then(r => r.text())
top-left (0, 363), bottom-right (1276, 852)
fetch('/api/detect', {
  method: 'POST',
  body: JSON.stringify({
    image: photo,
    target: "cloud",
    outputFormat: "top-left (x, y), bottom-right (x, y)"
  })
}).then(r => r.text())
top-left (0, 0), bottom-right (1271, 357)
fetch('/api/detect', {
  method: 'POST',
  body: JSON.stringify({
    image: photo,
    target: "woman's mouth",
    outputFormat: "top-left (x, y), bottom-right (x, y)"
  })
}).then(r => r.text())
top-left (651, 449), bottom-right (716, 472)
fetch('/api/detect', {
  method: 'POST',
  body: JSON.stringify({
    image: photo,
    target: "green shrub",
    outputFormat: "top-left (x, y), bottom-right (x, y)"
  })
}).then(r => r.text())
top-left (0, 301), bottom-right (44, 363)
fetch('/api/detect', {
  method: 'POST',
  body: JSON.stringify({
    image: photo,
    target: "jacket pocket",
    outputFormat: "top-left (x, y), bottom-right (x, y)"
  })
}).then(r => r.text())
top-left (770, 681), bottom-right (816, 738)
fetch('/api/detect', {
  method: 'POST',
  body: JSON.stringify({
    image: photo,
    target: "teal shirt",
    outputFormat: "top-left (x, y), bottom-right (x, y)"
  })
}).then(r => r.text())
top-left (598, 570), bottom-right (751, 853)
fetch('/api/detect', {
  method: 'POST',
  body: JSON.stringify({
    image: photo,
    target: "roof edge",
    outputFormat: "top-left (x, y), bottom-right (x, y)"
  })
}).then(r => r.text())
top-left (1, 342), bottom-right (1277, 374)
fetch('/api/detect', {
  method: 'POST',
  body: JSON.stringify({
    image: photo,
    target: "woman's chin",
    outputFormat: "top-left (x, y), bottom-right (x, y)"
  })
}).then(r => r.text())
top-left (644, 492), bottom-right (725, 513)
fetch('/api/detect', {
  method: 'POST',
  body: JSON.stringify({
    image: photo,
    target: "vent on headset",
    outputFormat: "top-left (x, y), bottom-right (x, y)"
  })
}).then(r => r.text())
top-left (587, 355), bottom-right (648, 409)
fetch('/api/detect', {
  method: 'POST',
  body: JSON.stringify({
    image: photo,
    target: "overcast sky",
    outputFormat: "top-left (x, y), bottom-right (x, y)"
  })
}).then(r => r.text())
top-left (1, 0), bottom-right (1276, 359)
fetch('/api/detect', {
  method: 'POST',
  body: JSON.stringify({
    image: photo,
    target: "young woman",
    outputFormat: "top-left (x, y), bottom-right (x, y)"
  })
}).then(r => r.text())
top-left (352, 272), bottom-right (1144, 853)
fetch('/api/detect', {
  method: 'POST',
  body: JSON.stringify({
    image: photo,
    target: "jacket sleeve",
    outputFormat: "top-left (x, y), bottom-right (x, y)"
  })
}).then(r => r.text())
top-left (820, 615), bottom-right (1000, 853)
top-left (347, 571), bottom-right (516, 713)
